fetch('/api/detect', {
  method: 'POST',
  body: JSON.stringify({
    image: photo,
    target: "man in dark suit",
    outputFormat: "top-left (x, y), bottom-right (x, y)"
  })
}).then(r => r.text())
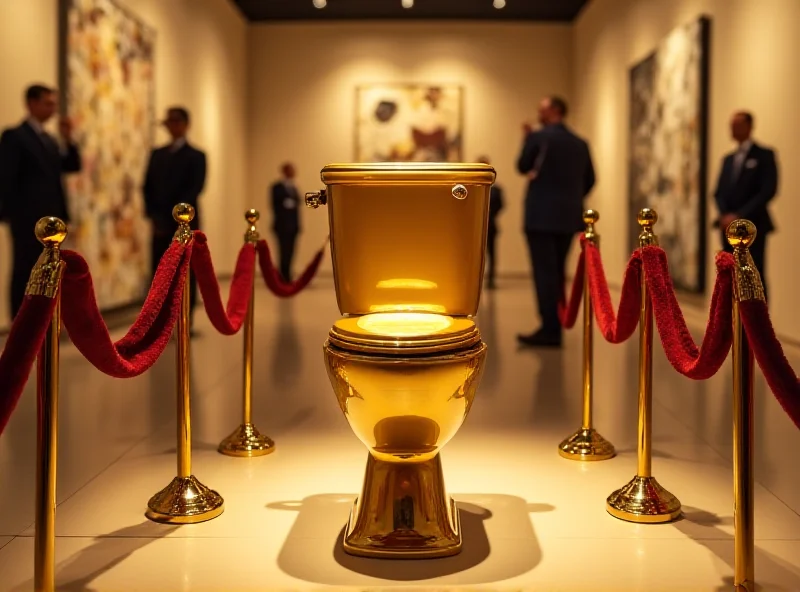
top-left (0, 84), bottom-right (82, 318)
top-left (143, 107), bottom-right (206, 327)
top-left (516, 96), bottom-right (595, 347)
top-left (270, 163), bottom-right (301, 282)
top-left (713, 111), bottom-right (778, 299)
top-left (478, 155), bottom-right (504, 290)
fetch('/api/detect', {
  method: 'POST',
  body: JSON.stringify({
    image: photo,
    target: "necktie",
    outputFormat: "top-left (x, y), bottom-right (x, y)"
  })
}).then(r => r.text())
top-left (39, 131), bottom-right (59, 156)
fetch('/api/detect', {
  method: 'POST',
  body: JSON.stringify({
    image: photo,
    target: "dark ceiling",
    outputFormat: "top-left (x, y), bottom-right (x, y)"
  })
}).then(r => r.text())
top-left (231, 0), bottom-right (590, 22)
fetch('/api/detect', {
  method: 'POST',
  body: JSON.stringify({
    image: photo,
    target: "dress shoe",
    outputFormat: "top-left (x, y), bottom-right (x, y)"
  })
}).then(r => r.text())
top-left (517, 330), bottom-right (562, 348)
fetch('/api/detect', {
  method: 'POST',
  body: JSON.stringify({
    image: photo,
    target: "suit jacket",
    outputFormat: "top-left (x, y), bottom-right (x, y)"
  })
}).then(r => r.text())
top-left (271, 180), bottom-right (300, 235)
top-left (713, 142), bottom-right (778, 234)
top-left (517, 123), bottom-right (595, 233)
top-left (143, 142), bottom-right (206, 232)
top-left (0, 121), bottom-right (81, 226)
top-left (488, 184), bottom-right (504, 233)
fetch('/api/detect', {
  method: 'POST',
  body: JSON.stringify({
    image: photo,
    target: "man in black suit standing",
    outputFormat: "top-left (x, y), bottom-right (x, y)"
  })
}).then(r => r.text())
top-left (0, 84), bottom-right (82, 319)
top-left (270, 162), bottom-right (301, 282)
top-left (143, 107), bottom-right (206, 326)
top-left (516, 96), bottom-right (595, 347)
top-left (478, 155), bottom-right (504, 290)
top-left (713, 111), bottom-right (778, 299)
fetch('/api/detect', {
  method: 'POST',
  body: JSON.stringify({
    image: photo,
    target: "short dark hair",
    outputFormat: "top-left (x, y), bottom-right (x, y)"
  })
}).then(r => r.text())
top-left (736, 111), bottom-right (754, 126)
top-left (549, 96), bottom-right (568, 117)
top-left (26, 84), bottom-right (55, 102)
top-left (167, 107), bottom-right (190, 124)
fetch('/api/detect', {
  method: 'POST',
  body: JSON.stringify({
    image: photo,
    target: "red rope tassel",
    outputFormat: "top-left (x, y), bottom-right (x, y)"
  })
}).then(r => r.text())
top-left (256, 239), bottom-right (325, 298)
top-left (643, 247), bottom-right (735, 380)
top-left (558, 242), bottom-right (584, 329)
top-left (0, 295), bottom-right (58, 436)
top-left (585, 243), bottom-right (641, 343)
top-left (60, 241), bottom-right (191, 378)
top-left (739, 300), bottom-right (800, 429)
top-left (191, 232), bottom-right (254, 335)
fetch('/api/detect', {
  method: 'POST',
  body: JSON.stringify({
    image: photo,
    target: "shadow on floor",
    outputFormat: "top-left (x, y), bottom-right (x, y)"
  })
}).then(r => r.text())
top-left (675, 506), bottom-right (800, 591)
top-left (12, 521), bottom-right (177, 592)
top-left (267, 493), bottom-right (548, 586)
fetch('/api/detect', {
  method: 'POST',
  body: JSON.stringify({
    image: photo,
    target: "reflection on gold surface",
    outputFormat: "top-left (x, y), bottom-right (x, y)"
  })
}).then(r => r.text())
top-left (376, 279), bottom-right (438, 290)
top-left (368, 303), bottom-right (447, 313)
top-left (357, 313), bottom-right (453, 337)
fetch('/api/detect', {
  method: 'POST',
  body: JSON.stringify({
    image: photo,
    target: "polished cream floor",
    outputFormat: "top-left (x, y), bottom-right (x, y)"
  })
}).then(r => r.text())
top-left (1, 277), bottom-right (799, 591)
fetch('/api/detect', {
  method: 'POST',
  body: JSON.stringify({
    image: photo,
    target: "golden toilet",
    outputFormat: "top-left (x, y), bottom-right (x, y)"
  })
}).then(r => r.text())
top-left (305, 162), bottom-right (495, 559)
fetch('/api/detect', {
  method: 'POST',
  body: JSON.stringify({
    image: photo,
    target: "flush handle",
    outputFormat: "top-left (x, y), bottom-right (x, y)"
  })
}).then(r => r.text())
top-left (305, 190), bottom-right (327, 208)
top-left (451, 184), bottom-right (468, 200)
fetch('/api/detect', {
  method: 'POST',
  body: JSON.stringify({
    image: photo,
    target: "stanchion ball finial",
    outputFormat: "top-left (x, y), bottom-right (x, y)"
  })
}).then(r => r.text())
top-left (172, 203), bottom-right (195, 224)
top-left (638, 208), bottom-right (658, 228)
top-left (583, 209), bottom-right (599, 225)
top-left (726, 219), bottom-right (757, 249)
top-left (35, 217), bottom-right (67, 247)
top-left (245, 209), bottom-right (260, 224)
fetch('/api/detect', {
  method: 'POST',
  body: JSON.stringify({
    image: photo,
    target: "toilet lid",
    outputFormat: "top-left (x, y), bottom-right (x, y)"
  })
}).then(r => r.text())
top-left (328, 312), bottom-right (480, 355)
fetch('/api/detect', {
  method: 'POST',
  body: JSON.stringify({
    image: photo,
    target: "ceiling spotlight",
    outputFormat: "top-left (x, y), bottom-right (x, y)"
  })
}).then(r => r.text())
top-left (493, 0), bottom-right (506, 8)
top-left (401, 0), bottom-right (414, 8)
top-left (312, 0), bottom-right (326, 8)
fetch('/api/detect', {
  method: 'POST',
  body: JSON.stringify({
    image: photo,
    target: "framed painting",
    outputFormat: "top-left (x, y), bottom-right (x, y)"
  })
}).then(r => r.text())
top-left (355, 84), bottom-right (463, 162)
top-left (59, 0), bottom-right (156, 309)
top-left (628, 17), bottom-right (711, 293)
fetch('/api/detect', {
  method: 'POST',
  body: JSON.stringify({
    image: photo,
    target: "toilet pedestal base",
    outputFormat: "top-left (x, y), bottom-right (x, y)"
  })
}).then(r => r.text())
top-left (343, 453), bottom-right (461, 559)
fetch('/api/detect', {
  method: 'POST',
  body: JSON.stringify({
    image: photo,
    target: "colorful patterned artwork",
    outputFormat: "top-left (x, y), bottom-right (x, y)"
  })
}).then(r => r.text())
top-left (355, 84), bottom-right (463, 162)
top-left (60, 0), bottom-right (155, 308)
top-left (628, 18), bottom-right (710, 293)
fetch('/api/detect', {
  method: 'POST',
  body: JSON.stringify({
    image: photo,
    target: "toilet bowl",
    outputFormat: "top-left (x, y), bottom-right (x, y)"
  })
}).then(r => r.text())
top-left (306, 162), bottom-right (495, 559)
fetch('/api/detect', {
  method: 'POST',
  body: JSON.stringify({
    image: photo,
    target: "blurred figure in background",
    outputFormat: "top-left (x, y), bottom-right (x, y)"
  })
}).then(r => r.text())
top-left (478, 155), bottom-right (504, 289)
top-left (0, 84), bottom-right (81, 318)
top-left (713, 110), bottom-right (778, 299)
top-left (143, 106), bottom-right (206, 331)
top-left (271, 162), bottom-right (301, 281)
top-left (516, 96), bottom-right (595, 348)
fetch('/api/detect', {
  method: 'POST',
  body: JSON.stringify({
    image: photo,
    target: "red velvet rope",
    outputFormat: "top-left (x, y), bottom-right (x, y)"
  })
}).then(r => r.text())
top-left (0, 295), bottom-right (58, 436)
top-left (585, 243), bottom-right (641, 343)
top-left (256, 239), bottom-right (326, 298)
top-left (739, 300), bottom-right (800, 429)
top-left (60, 241), bottom-right (191, 378)
top-left (558, 240), bottom-right (584, 329)
top-left (191, 232), bottom-right (254, 335)
top-left (642, 247), bottom-right (735, 380)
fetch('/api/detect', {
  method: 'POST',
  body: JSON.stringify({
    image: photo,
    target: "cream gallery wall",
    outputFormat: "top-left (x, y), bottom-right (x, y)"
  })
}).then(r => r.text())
top-left (246, 22), bottom-right (574, 279)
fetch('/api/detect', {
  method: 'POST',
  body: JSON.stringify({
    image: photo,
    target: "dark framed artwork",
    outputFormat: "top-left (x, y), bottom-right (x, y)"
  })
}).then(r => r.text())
top-left (628, 17), bottom-right (711, 293)
top-left (355, 84), bottom-right (463, 162)
top-left (59, 0), bottom-right (156, 309)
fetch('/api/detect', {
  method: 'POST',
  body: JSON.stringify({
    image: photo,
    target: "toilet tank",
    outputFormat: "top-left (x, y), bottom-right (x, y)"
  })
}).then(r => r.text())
top-left (311, 163), bottom-right (496, 317)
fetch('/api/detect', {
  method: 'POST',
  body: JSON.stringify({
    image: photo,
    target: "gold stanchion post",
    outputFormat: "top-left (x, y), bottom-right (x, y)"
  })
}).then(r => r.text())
top-left (218, 209), bottom-right (276, 457)
top-left (146, 204), bottom-right (224, 524)
top-left (606, 208), bottom-right (681, 523)
top-left (558, 209), bottom-right (615, 461)
top-left (727, 220), bottom-right (762, 592)
top-left (28, 217), bottom-right (68, 592)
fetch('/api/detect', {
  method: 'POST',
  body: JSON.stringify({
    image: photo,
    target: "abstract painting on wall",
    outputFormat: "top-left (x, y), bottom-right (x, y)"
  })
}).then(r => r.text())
top-left (60, 0), bottom-right (155, 309)
top-left (355, 84), bottom-right (463, 162)
top-left (628, 17), bottom-right (710, 293)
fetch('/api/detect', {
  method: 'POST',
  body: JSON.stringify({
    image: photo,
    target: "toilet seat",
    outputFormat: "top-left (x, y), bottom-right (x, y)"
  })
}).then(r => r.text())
top-left (328, 312), bottom-right (480, 356)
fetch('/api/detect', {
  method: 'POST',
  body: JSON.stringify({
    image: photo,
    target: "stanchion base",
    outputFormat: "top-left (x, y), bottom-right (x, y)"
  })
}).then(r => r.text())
top-left (606, 475), bottom-right (681, 523)
top-left (218, 423), bottom-right (276, 457)
top-left (146, 475), bottom-right (224, 524)
top-left (558, 427), bottom-right (616, 461)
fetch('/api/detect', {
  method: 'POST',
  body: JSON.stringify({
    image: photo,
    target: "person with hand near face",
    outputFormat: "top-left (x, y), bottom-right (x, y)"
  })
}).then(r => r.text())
top-left (0, 84), bottom-right (82, 319)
